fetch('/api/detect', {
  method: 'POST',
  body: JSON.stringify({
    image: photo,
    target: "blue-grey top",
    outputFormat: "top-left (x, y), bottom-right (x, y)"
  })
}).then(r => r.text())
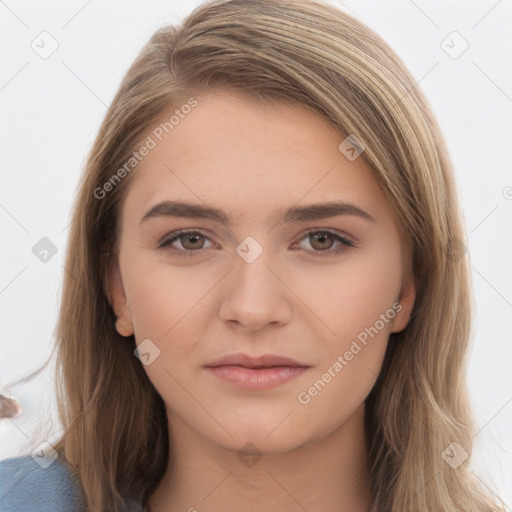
top-left (0, 454), bottom-right (144, 512)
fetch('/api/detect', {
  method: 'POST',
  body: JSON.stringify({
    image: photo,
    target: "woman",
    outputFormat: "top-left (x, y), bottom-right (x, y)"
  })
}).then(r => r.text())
top-left (0, 0), bottom-right (505, 511)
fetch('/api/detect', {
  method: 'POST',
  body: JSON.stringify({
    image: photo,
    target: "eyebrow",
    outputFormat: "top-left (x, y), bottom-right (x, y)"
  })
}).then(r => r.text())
top-left (139, 200), bottom-right (375, 226)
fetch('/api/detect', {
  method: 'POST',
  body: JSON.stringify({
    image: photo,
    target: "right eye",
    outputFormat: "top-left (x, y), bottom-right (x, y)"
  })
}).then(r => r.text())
top-left (158, 230), bottom-right (218, 256)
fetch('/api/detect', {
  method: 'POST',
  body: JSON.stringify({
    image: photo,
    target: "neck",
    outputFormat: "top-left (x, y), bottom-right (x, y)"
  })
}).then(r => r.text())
top-left (146, 404), bottom-right (372, 512)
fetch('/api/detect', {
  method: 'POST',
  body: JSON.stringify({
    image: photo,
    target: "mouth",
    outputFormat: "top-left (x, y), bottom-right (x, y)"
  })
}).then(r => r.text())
top-left (204, 353), bottom-right (311, 390)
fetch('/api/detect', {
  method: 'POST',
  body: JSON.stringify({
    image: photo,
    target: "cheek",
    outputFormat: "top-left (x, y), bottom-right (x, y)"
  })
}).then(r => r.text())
top-left (294, 243), bottom-right (403, 343)
top-left (122, 260), bottom-right (212, 395)
top-left (291, 243), bottom-right (402, 410)
top-left (123, 255), bottom-right (212, 338)
top-left (292, 253), bottom-right (401, 437)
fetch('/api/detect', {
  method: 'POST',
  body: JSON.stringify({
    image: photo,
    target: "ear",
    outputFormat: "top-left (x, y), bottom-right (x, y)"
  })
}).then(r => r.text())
top-left (105, 254), bottom-right (132, 326)
top-left (390, 268), bottom-right (416, 334)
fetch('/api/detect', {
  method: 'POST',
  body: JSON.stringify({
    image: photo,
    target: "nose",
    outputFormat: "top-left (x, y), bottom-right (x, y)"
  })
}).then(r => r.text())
top-left (218, 242), bottom-right (293, 331)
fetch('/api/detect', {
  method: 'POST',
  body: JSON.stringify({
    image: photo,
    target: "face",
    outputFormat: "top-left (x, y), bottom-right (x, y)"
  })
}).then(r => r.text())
top-left (108, 89), bottom-right (416, 454)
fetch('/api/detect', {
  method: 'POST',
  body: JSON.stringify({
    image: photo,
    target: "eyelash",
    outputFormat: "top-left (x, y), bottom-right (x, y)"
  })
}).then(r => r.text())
top-left (157, 229), bottom-right (356, 258)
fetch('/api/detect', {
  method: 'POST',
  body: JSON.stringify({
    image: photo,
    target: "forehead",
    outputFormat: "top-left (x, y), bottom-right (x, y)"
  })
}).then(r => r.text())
top-left (121, 90), bottom-right (392, 227)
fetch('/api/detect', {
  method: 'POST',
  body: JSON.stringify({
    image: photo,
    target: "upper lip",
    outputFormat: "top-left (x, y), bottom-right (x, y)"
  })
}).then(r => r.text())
top-left (205, 353), bottom-right (310, 369)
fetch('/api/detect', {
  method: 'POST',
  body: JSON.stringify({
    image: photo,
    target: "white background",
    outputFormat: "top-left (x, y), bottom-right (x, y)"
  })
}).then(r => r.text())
top-left (0, 0), bottom-right (511, 507)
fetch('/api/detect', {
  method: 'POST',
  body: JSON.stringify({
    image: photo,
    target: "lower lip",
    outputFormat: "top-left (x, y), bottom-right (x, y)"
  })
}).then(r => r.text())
top-left (205, 365), bottom-right (310, 390)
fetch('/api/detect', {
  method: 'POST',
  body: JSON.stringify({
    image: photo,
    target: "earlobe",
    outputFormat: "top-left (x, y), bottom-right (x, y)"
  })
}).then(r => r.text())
top-left (115, 316), bottom-right (134, 337)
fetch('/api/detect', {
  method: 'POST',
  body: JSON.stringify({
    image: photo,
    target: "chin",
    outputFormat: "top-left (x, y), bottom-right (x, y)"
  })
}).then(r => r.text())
top-left (202, 422), bottom-right (313, 456)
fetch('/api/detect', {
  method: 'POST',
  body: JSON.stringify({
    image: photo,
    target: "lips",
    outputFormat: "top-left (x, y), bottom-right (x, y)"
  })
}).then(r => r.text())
top-left (204, 352), bottom-right (308, 369)
top-left (204, 353), bottom-right (311, 390)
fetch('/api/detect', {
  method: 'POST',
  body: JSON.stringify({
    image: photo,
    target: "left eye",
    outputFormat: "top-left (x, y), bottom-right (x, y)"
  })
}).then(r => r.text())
top-left (292, 230), bottom-right (356, 254)
top-left (158, 229), bottom-right (356, 257)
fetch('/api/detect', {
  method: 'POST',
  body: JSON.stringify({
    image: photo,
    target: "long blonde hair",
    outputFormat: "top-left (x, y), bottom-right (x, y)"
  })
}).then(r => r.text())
top-left (6, 0), bottom-right (505, 510)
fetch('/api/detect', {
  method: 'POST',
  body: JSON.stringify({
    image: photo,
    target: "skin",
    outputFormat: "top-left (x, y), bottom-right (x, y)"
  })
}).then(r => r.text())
top-left (108, 89), bottom-right (416, 512)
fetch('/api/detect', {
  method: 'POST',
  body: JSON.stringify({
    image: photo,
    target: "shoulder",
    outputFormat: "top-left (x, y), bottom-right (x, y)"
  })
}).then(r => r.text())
top-left (0, 454), bottom-right (85, 512)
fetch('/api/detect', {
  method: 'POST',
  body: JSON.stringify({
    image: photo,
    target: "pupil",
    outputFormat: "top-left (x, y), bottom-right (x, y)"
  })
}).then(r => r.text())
top-left (185, 234), bottom-right (202, 248)
top-left (314, 233), bottom-right (332, 249)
